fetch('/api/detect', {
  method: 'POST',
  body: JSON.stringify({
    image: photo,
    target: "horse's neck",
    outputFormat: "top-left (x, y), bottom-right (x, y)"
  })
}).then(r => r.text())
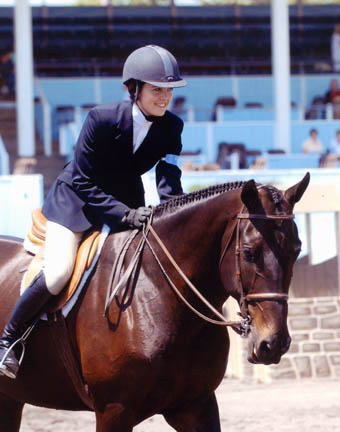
top-left (155, 190), bottom-right (241, 239)
top-left (153, 191), bottom-right (241, 290)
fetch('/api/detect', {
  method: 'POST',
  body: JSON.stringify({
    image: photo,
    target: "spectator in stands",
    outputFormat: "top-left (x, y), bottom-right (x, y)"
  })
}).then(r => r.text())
top-left (0, 45), bottom-right (187, 380)
top-left (324, 79), bottom-right (340, 104)
top-left (302, 129), bottom-right (324, 154)
top-left (305, 96), bottom-right (326, 120)
top-left (324, 79), bottom-right (340, 119)
top-left (329, 129), bottom-right (340, 154)
top-left (331, 24), bottom-right (340, 72)
top-left (0, 51), bottom-right (15, 97)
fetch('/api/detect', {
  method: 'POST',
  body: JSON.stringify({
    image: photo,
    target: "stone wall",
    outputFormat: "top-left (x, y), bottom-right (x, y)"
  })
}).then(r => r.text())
top-left (225, 296), bottom-right (340, 381)
top-left (270, 296), bottom-right (340, 380)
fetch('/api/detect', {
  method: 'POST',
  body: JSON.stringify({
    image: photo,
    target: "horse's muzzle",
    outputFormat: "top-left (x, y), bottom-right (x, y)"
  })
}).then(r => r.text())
top-left (248, 333), bottom-right (291, 365)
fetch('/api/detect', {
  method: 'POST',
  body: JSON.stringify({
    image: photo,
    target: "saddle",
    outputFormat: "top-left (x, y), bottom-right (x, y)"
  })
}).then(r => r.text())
top-left (24, 208), bottom-right (101, 312)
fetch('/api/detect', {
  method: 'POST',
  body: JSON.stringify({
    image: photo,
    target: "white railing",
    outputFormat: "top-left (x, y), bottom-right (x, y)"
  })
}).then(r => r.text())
top-left (294, 183), bottom-right (340, 294)
top-left (0, 133), bottom-right (10, 175)
top-left (0, 174), bottom-right (43, 239)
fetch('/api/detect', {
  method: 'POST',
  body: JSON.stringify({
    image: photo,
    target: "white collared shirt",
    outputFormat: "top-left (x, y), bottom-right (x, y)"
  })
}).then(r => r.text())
top-left (132, 103), bottom-right (179, 166)
top-left (132, 103), bottom-right (152, 153)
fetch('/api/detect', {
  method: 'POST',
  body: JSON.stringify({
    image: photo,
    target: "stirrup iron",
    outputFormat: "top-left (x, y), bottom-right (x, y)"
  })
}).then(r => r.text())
top-left (0, 318), bottom-right (39, 377)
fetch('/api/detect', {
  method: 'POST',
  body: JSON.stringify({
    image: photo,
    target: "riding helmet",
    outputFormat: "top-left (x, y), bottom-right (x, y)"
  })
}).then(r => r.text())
top-left (122, 45), bottom-right (187, 88)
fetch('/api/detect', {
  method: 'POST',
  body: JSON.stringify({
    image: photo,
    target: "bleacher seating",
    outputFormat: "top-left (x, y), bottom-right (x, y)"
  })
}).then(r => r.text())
top-left (35, 74), bottom-right (334, 124)
top-left (4, 2), bottom-right (334, 172)
top-left (36, 74), bottom-right (340, 160)
top-left (0, 5), bottom-right (338, 77)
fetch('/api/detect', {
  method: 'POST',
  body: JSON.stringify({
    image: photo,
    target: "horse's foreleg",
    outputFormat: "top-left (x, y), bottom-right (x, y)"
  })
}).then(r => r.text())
top-left (163, 392), bottom-right (221, 432)
top-left (0, 392), bottom-right (24, 432)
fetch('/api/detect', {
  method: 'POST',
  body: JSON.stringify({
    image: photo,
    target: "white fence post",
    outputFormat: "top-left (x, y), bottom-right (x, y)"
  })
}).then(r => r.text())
top-left (35, 79), bottom-right (52, 156)
top-left (0, 134), bottom-right (10, 175)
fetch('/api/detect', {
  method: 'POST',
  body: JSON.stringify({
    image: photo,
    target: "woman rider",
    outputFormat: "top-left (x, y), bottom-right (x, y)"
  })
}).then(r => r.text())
top-left (0, 45), bottom-right (187, 379)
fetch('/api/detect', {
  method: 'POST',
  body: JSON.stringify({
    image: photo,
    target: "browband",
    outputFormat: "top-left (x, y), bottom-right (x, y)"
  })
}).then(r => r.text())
top-left (245, 293), bottom-right (289, 302)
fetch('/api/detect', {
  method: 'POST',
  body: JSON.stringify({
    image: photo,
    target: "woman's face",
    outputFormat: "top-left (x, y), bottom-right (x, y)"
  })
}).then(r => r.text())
top-left (137, 83), bottom-right (173, 117)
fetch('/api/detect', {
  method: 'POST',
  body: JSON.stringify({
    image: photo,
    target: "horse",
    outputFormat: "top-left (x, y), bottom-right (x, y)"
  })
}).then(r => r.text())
top-left (0, 173), bottom-right (309, 432)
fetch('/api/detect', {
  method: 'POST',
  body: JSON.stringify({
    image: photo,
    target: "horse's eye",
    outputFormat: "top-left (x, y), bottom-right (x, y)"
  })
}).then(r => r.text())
top-left (243, 248), bottom-right (255, 262)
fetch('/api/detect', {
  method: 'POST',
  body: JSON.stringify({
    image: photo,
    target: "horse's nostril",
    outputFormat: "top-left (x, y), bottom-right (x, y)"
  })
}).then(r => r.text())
top-left (259, 339), bottom-right (272, 354)
top-left (259, 335), bottom-right (290, 359)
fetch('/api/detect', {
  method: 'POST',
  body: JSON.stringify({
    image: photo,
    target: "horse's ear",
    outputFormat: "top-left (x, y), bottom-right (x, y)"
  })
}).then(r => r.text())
top-left (284, 172), bottom-right (310, 206)
top-left (241, 179), bottom-right (259, 210)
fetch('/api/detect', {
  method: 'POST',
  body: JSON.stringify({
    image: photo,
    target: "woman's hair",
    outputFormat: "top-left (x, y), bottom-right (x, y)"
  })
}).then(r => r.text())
top-left (125, 79), bottom-right (145, 102)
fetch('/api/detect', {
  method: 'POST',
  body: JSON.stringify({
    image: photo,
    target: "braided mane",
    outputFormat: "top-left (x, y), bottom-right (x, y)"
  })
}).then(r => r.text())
top-left (154, 181), bottom-right (246, 216)
top-left (154, 181), bottom-right (284, 217)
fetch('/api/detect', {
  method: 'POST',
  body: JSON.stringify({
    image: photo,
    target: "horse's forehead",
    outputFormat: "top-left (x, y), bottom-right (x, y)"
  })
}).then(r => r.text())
top-left (258, 186), bottom-right (295, 212)
top-left (244, 187), bottom-right (296, 239)
top-left (257, 187), bottom-right (281, 208)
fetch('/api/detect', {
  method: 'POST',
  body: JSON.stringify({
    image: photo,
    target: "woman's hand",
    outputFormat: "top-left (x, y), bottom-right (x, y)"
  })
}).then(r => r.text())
top-left (122, 207), bottom-right (152, 229)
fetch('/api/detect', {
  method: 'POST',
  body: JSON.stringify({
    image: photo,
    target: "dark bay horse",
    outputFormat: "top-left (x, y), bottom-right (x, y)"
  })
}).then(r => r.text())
top-left (0, 173), bottom-right (309, 431)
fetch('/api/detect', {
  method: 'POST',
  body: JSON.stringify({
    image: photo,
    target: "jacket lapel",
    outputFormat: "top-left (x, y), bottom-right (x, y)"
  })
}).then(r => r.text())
top-left (136, 117), bottom-right (166, 156)
top-left (133, 121), bottom-right (166, 174)
top-left (115, 101), bottom-right (133, 156)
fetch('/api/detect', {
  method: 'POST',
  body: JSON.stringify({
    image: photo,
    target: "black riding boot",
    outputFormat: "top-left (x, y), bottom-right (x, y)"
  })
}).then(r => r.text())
top-left (0, 271), bottom-right (52, 379)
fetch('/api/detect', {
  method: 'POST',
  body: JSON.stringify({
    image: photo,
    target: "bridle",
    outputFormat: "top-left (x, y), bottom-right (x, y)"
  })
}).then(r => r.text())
top-left (219, 208), bottom-right (294, 335)
top-left (104, 207), bottom-right (294, 337)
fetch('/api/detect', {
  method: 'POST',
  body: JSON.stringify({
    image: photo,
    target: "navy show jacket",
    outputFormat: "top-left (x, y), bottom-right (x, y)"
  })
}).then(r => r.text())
top-left (42, 100), bottom-right (184, 232)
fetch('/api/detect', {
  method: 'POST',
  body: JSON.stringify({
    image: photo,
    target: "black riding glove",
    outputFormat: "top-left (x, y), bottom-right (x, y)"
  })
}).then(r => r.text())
top-left (122, 206), bottom-right (152, 229)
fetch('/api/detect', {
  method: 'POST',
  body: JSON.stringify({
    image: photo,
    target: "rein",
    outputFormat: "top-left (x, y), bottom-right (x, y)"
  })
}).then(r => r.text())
top-left (104, 219), bottom-right (153, 318)
top-left (104, 208), bottom-right (294, 337)
top-left (144, 224), bottom-right (244, 330)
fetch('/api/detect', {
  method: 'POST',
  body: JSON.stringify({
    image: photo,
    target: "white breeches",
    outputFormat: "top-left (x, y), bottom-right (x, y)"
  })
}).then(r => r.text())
top-left (43, 221), bottom-right (83, 295)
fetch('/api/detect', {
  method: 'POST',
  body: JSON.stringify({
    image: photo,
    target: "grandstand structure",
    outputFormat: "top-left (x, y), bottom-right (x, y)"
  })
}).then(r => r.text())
top-left (0, 4), bottom-right (337, 77)
top-left (30, 70), bottom-right (340, 169)
top-left (0, 4), bottom-right (340, 169)
top-left (0, 4), bottom-right (339, 168)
